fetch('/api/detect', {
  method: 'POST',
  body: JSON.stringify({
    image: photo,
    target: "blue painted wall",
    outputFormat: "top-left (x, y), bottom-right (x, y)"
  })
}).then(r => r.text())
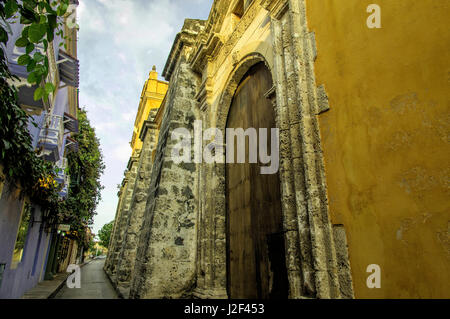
top-left (0, 183), bottom-right (51, 299)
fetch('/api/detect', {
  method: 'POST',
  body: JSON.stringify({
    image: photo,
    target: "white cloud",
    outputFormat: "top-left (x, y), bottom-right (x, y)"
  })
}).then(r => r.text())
top-left (112, 141), bottom-right (132, 163)
top-left (117, 52), bottom-right (127, 63)
top-left (95, 121), bottom-right (118, 133)
top-left (122, 110), bottom-right (136, 122)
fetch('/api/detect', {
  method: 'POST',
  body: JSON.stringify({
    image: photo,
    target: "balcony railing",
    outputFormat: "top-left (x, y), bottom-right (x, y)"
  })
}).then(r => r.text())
top-left (55, 157), bottom-right (68, 183)
top-left (55, 157), bottom-right (70, 198)
top-left (59, 174), bottom-right (70, 198)
top-left (37, 113), bottom-right (64, 162)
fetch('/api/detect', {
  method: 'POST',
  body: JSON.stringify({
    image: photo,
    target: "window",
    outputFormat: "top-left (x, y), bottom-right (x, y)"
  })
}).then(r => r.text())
top-left (232, 0), bottom-right (244, 18)
top-left (11, 201), bottom-right (32, 268)
top-left (231, 0), bottom-right (254, 21)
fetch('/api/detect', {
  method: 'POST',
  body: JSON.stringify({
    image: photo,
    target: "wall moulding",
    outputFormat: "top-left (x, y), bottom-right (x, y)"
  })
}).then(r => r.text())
top-left (261, 0), bottom-right (289, 19)
top-left (190, 33), bottom-right (224, 75)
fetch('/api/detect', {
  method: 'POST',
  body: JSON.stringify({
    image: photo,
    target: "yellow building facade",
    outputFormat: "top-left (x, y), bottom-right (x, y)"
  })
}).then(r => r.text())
top-left (130, 66), bottom-right (168, 156)
top-left (306, 0), bottom-right (450, 298)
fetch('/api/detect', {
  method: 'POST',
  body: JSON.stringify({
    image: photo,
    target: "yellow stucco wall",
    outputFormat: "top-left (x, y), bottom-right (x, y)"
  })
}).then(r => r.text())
top-left (130, 67), bottom-right (168, 156)
top-left (306, 0), bottom-right (450, 298)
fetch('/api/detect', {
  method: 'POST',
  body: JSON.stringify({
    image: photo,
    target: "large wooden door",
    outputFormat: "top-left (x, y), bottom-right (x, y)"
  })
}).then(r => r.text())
top-left (226, 62), bottom-right (289, 299)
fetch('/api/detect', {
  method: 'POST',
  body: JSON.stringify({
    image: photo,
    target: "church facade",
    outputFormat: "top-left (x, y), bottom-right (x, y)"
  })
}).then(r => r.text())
top-left (105, 0), bottom-right (450, 299)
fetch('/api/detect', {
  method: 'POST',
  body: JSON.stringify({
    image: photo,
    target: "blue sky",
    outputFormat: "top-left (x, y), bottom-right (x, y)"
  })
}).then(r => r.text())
top-left (77, 0), bottom-right (213, 234)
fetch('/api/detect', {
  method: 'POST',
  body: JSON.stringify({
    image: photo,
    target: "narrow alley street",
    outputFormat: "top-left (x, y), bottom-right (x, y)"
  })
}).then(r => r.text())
top-left (53, 258), bottom-right (118, 299)
top-left (0, 0), bottom-right (449, 304)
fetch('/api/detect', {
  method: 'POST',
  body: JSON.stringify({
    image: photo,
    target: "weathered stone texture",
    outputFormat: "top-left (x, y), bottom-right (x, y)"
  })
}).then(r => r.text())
top-left (104, 178), bottom-right (127, 275)
top-left (114, 119), bottom-right (159, 298)
top-left (105, 156), bottom-right (139, 279)
top-left (332, 225), bottom-right (354, 299)
top-left (107, 1), bottom-right (354, 299)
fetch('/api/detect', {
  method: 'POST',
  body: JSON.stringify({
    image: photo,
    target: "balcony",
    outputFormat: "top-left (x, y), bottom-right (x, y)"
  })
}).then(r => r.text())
top-left (55, 157), bottom-right (68, 184)
top-left (8, 50), bottom-right (50, 112)
top-left (7, 35), bottom-right (55, 113)
top-left (63, 112), bottom-right (79, 134)
top-left (57, 50), bottom-right (79, 88)
top-left (55, 157), bottom-right (70, 198)
top-left (36, 113), bottom-right (64, 162)
top-left (65, 136), bottom-right (79, 154)
top-left (59, 174), bottom-right (70, 198)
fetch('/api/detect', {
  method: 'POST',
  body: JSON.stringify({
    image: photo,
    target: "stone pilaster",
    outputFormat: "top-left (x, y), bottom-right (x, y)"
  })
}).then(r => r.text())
top-left (115, 119), bottom-right (159, 298)
top-left (104, 178), bottom-right (128, 275)
top-left (267, 0), bottom-right (345, 298)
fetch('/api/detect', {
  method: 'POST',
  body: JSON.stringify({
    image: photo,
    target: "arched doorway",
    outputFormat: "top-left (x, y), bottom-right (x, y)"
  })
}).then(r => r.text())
top-left (225, 62), bottom-right (289, 299)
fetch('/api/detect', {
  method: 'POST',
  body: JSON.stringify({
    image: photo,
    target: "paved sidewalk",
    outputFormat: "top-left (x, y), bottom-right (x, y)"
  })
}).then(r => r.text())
top-left (22, 259), bottom-right (93, 299)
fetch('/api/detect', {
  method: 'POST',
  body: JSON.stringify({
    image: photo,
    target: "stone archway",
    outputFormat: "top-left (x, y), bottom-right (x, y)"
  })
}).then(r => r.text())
top-left (194, 53), bottom-right (293, 299)
top-left (216, 53), bottom-right (272, 132)
top-left (195, 26), bottom-right (351, 298)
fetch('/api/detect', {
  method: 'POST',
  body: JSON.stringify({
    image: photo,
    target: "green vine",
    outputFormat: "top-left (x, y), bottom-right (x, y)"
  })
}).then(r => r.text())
top-left (0, 1), bottom-right (104, 236)
top-left (1, 0), bottom-right (72, 101)
top-left (0, 0), bottom-right (69, 216)
top-left (59, 108), bottom-right (105, 245)
top-left (0, 60), bottom-right (60, 209)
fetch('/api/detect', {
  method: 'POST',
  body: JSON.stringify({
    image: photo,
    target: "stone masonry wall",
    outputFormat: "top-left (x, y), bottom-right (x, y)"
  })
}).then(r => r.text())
top-left (114, 114), bottom-right (159, 298)
top-left (105, 155), bottom-right (139, 279)
top-left (104, 178), bottom-right (127, 274)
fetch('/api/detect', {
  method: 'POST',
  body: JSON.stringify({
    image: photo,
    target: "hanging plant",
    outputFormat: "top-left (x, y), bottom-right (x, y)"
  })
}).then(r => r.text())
top-left (0, 1), bottom-right (79, 224)
top-left (59, 108), bottom-right (105, 244)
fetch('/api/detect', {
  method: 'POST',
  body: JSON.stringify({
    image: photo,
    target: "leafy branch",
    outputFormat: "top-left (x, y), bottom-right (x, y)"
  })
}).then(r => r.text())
top-left (59, 108), bottom-right (105, 244)
top-left (1, 0), bottom-right (73, 101)
top-left (0, 0), bottom-right (77, 225)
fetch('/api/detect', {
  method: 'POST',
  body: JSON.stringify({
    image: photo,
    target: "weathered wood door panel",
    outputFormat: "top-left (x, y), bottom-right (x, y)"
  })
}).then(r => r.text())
top-left (226, 62), bottom-right (288, 299)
